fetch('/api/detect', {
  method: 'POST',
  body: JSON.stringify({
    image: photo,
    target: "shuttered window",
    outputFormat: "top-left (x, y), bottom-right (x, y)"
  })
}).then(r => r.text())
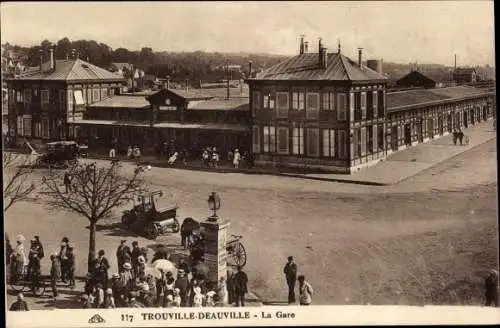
top-left (361, 92), bottom-right (367, 119)
top-left (337, 93), bottom-right (347, 121)
top-left (41, 90), bottom-right (49, 105)
top-left (306, 128), bottom-right (319, 157)
top-left (276, 92), bottom-right (289, 118)
top-left (252, 91), bottom-right (260, 111)
top-left (17, 116), bottom-right (24, 136)
top-left (23, 116), bottom-right (32, 137)
top-left (292, 92), bottom-right (305, 110)
top-left (252, 126), bottom-right (261, 153)
top-left (338, 130), bottom-right (347, 159)
top-left (306, 93), bottom-right (319, 119)
top-left (263, 126), bottom-right (276, 153)
top-left (74, 90), bottom-right (84, 105)
top-left (277, 127), bottom-right (289, 154)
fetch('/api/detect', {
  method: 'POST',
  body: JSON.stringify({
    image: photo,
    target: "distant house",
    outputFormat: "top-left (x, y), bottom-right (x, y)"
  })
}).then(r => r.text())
top-left (453, 68), bottom-right (477, 84)
top-left (396, 71), bottom-right (436, 89)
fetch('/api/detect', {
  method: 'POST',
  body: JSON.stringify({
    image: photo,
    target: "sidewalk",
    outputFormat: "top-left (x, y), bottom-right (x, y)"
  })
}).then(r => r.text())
top-left (283, 121), bottom-right (496, 185)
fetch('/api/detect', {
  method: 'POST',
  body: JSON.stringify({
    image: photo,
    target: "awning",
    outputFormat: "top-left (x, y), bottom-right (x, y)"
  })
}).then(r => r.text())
top-left (67, 119), bottom-right (249, 132)
top-left (154, 122), bottom-right (249, 132)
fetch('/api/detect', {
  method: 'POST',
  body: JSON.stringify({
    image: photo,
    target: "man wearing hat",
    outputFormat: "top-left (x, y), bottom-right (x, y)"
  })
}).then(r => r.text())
top-left (284, 256), bottom-right (298, 304)
top-left (131, 241), bottom-right (141, 269)
top-left (175, 268), bottom-right (189, 307)
top-left (59, 237), bottom-right (70, 283)
top-left (9, 292), bottom-right (29, 311)
top-left (485, 269), bottom-right (499, 307)
top-left (95, 249), bottom-right (110, 286)
top-left (233, 265), bottom-right (248, 307)
top-left (116, 240), bottom-right (131, 273)
top-left (120, 262), bottom-right (134, 296)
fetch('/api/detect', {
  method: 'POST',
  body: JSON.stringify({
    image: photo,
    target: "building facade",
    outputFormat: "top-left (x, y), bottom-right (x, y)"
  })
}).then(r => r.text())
top-left (6, 52), bottom-right (125, 147)
top-left (247, 39), bottom-right (389, 173)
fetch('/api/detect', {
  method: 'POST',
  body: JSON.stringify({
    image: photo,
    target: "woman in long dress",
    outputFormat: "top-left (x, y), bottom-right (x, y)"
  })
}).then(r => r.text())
top-left (12, 235), bottom-right (28, 279)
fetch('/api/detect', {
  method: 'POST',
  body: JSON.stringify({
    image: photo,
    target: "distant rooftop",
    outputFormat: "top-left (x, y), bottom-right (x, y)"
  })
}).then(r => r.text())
top-left (88, 95), bottom-right (150, 109)
top-left (10, 58), bottom-right (124, 82)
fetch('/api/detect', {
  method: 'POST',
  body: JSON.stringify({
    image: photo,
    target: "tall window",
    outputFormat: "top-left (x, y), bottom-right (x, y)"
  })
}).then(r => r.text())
top-left (306, 93), bottom-right (319, 119)
top-left (276, 92), bottom-right (289, 118)
top-left (372, 90), bottom-right (378, 118)
top-left (378, 90), bottom-right (385, 117)
top-left (34, 122), bottom-right (42, 138)
top-left (41, 90), bottom-right (49, 105)
top-left (252, 91), bottom-right (260, 114)
top-left (367, 91), bottom-right (373, 119)
top-left (361, 127), bottom-right (367, 155)
top-left (292, 92), bottom-right (305, 110)
top-left (367, 126), bottom-right (374, 154)
top-left (17, 116), bottom-right (24, 136)
top-left (292, 127), bottom-right (304, 155)
top-left (16, 91), bottom-right (23, 103)
top-left (263, 94), bottom-right (274, 110)
top-left (23, 116), bottom-right (32, 137)
top-left (322, 92), bottom-right (335, 111)
top-left (277, 127), bottom-right (289, 154)
top-left (361, 92), bottom-right (367, 120)
top-left (263, 126), bottom-right (276, 153)
top-left (101, 88), bottom-right (107, 100)
top-left (252, 126), bottom-right (261, 153)
top-left (350, 92), bottom-right (355, 121)
top-left (337, 93), bottom-right (347, 121)
top-left (322, 129), bottom-right (335, 158)
top-left (93, 89), bottom-right (100, 102)
top-left (42, 119), bottom-right (50, 139)
top-left (23, 89), bottom-right (32, 105)
top-left (74, 90), bottom-right (85, 105)
top-left (353, 129), bottom-right (362, 158)
top-left (306, 128), bottom-right (319, 157)
top-left (338, 130), bottom-right (347, 159)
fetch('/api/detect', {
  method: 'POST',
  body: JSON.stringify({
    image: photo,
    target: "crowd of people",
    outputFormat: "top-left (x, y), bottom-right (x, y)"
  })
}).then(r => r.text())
top-left (80, 239), bottom-right (250, 308)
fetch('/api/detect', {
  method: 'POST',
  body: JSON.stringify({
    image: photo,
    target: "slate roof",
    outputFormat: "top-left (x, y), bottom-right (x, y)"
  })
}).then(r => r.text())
top-left (88, 95), bottom-right (150, 109)
top-left (387, 86), bottom-right (493, 112)
top-left (11, 59), bottom-right (124, 82)
top-left (253, 52), bottom-right (387, 82)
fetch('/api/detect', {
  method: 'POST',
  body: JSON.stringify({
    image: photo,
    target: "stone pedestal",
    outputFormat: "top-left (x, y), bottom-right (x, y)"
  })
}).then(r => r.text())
top-left (200, 217), bottom-right (230, 284)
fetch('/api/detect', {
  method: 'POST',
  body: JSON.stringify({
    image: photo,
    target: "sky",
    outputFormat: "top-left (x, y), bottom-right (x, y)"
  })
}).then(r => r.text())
top-left (1, 1), bottom-right (495, 66)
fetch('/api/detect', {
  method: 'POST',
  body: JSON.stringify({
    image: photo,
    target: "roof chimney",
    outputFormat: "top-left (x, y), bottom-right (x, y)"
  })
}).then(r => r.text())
top-left (299, 35), bottom-right (305, 54)
top-left (337, 39), bottom-right (341, 54)
top-left (321, 48), bottom-right (328, 69)
top-left (248, 61), bottom-right (253, 78)
top-left (358, 48), bottom-right (363, 67)
top-left (39, 49), bottom-right (43, 72)
top-left (49, 47), bottom-right (55, 71)
top-left (304, 41), bottom-right (309, 53)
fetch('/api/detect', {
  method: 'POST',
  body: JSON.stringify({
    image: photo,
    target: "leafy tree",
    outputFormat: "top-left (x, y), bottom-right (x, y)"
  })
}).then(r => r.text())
top-left (42, 161), bottom-right (148, 271)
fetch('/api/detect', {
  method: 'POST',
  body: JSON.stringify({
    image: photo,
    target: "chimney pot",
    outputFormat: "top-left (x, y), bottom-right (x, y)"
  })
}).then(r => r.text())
top-left (358, 48), bottom-right (363, 67)
top-left (304, 42), bottom-right (309, 53)
top-left (49, 47), bottom-right (55, 70)
top-left (248, 61), bottom-right (253, 78)
top-left (321, 47), bottom-right (328, 69)
top-left (299, 35), bottom-right (305, 54)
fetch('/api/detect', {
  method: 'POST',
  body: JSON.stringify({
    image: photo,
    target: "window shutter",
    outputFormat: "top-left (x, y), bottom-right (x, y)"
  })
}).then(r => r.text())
top-left (361, 127), bottom-right (366, 155)
top-left (349, 92), bottom-right (355, 121)
top-left (330, 130), bottom-right (335, 158)
top-left (397, 125), bottom-right (402, 146)
top-left (373, 125), bottom-right (378, 152)
top-left (361, 92), bottom-right (367, 119)
top-left (350, 129), bottom-right (355, 159)
top-left (252, 126), bottom-right (260, 153)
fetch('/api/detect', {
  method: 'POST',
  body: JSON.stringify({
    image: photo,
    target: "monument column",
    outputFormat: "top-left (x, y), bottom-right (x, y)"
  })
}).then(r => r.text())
top-left (200, 192), bottom-right (230, 284)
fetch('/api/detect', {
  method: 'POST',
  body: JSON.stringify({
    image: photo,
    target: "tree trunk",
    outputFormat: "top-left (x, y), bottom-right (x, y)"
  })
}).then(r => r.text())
top-left (88, 220), bottom-right (97, 273)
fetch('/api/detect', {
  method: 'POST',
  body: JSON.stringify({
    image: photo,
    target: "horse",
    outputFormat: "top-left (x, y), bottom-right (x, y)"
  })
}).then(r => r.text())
top-left (180, 218), bottom-right (200, 249)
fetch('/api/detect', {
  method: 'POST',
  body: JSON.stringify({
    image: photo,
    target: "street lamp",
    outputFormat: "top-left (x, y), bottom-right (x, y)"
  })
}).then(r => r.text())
top-left (207, 192), bottom-right (221, 220)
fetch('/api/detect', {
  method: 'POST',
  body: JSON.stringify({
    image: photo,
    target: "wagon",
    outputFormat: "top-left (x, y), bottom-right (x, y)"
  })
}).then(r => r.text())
top-left (121, 190), bottom-right (181, 239)
top-left (34, 141), bottom-right (83, 169)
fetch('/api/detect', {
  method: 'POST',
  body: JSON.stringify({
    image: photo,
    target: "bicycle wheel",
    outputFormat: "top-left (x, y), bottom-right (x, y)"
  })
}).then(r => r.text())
top-left (230, 243), bottom-right (247, 267)
top-left (10, 279), bottom-right (28, 293)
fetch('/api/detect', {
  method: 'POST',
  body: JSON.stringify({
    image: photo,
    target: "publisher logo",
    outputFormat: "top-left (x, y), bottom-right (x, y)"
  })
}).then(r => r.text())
top-left (88, 314), bottom-right (106, 324)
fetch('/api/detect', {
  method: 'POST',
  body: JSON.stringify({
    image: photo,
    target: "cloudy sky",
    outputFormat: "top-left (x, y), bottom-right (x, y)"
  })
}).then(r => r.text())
top-left (1, 1), bottom-right (495, 66)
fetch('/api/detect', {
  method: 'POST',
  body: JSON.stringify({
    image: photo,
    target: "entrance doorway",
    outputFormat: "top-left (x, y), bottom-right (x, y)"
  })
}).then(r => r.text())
top-left (447, 114), bottom-right (453, 133)
top-left (427, 118), bottom-right (434, 138)
top-left (483, 106), bottom-right (488, 121)
top-left (404, 124), bottom-right (411, 146)
top-left (463, 111), bottom-right (468, 128)
top-left (391, 126), bottom-right (398, 151)
top-left (417, 118), bottom-right (423, 142)
top-left (470, 109), bottom-right (475, 125)
top-left (438, 116), bottom-right (444, 135)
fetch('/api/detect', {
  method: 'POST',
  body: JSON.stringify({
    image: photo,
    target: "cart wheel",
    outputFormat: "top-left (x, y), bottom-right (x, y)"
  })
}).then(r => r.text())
top-left (171, 219), bottom-right (180, 233)
top-left (232, 243), bottom-right (247, 267)
top-left (145, 224), bottom-right (159, 240)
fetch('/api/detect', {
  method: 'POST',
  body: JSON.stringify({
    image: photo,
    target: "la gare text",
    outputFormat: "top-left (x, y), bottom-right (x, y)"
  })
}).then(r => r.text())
top-left (139, 311), bottom-right (296, 321)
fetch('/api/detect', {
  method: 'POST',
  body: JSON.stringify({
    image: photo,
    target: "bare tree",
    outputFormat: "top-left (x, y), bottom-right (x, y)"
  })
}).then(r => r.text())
top-left (3, 152), bottom-right (36, 212)
top-left (42, 160), bottom-right (147, 271)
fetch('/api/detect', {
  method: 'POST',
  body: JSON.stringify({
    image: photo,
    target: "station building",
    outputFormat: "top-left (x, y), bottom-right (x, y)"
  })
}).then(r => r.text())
top-left (246, 38), bottom-right (495, 173)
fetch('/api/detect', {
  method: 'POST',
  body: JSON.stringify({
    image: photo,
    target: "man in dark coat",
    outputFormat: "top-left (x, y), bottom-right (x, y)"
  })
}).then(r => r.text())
top-left (9, 293), bottom-right (29, 311)
top-left (131, 241), bottom-right (141, 269)
top-left (116, 240), bottom-right (131, 273)
top-left (59, 237), bottom-right (71, 283)
top-left (96, 249), bottom-right (111, 286)
top-left (63, 172), bottom-right (72, 193)
top-left (174, 269), bottom-right (189, 307)
top-left (233, 265), bottom-right (248, 307)
top-left (485, 269), bottom-right (498, 307)
top-left (284, 256), bottom-right (298, 304)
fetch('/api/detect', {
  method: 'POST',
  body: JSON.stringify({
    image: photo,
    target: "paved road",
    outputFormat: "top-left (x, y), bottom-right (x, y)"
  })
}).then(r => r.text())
top-left (4, 138), bottom-right (498, 309)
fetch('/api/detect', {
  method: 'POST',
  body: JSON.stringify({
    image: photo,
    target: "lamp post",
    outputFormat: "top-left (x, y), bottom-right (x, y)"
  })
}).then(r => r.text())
top-left (207, 192), bottom-right (221, 220)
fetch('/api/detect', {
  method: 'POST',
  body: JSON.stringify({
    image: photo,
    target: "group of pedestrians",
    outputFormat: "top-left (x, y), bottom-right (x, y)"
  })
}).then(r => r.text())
top-left (452, 129), bottom-right (468, 146)
top-left (284, 256), bottom-right (313, 306)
